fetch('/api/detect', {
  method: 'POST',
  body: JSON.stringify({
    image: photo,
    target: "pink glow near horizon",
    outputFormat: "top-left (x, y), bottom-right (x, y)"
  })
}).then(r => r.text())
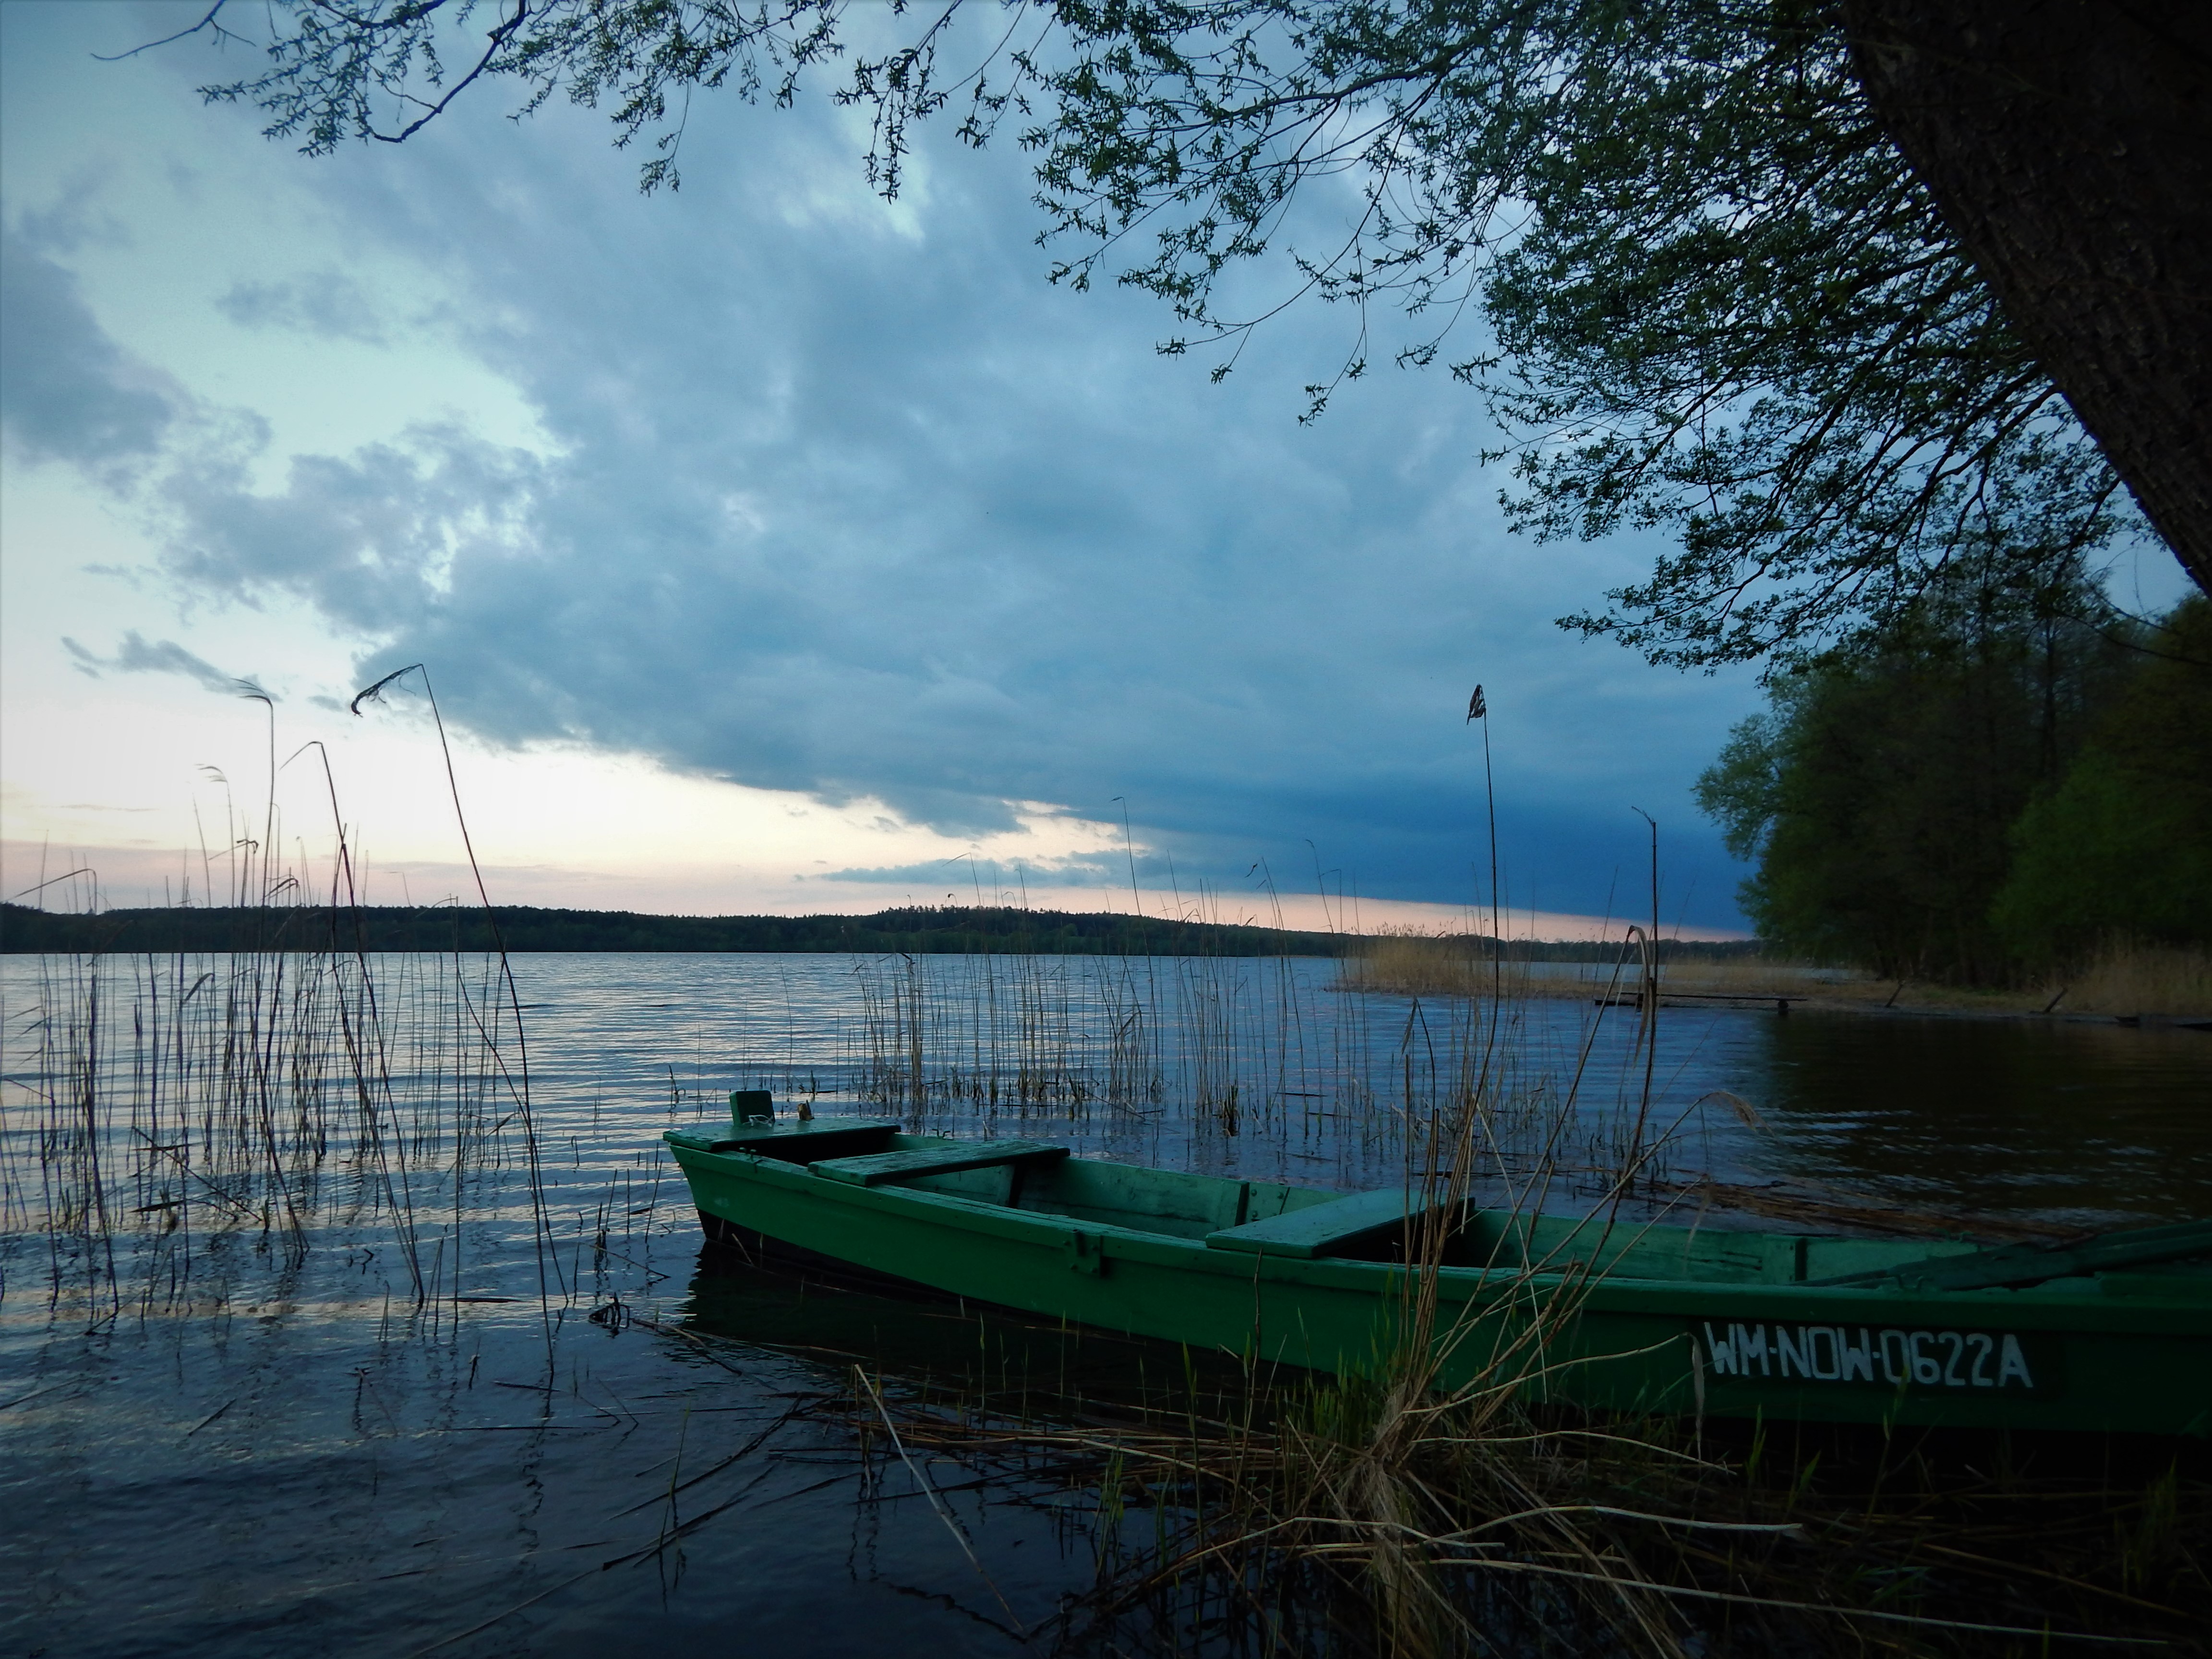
top-left (2, 840), bottom-right (1750, 944)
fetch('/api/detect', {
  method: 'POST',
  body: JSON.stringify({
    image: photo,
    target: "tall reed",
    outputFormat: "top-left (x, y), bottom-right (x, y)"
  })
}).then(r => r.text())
top-left (1, 671), bottom-right (550, 1338)
top-left (1, 920), bottom-right (545, 1334)
top-left (2060, 939), bottom-right (2212, 1017)
top-left (769, 863), bottom-right (2204, 1655)
top-left (825, 946), bottom-right (2206, 1656)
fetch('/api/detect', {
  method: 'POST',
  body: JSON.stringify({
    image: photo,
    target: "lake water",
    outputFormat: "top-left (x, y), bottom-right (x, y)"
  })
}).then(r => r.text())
top-left (4, 951), bottom-right (2208, 1656)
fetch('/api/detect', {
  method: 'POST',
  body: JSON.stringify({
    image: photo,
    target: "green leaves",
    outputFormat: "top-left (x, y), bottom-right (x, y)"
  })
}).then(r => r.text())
top-left (1691, 570), bottom-right (2209, 982)
top-left (1691, 709), bottom-right (1785, 865)
top-left (1991, 599), bottom-right (2212, 965)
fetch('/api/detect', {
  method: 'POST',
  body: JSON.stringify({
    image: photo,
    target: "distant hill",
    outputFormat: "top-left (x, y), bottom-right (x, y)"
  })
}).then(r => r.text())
top-left (0, 901), bottom-right (1343, 957)
top-left (0, 901), bottom-right (1763, 961)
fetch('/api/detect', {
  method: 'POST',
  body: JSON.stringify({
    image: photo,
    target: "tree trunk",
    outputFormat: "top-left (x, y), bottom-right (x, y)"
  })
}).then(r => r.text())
top-left (1843, 0), bottom-right (2212, 597)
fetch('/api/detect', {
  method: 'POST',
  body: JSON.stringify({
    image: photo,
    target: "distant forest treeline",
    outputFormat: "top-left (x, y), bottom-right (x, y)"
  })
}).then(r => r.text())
top-left (0, 902), bottom-right (1761, 962)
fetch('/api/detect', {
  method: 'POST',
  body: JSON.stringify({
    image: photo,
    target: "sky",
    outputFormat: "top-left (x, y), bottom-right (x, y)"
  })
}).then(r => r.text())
top-left (16, 1), bottom-right (2149, 940)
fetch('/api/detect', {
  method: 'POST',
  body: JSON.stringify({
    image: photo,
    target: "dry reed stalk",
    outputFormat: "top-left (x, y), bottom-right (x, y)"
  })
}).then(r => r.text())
top-left (2058, 940), bottom-right (2212, 1018)
top-left (1344, 943), bottom-right (1872, 1009)
top-left (0, 940), bottom-right (536, 1329)
top-left (844, 1312), bottom-right (2208, 1658)
top-left (1652, 958), bottom-right (1833, 997)
top-left (2, 675), bottom-right (554, 1343)
top-left (1338, 935), bottom-right (1521, 1001)
top-left (805, 949), bottom-right (2207, 1658)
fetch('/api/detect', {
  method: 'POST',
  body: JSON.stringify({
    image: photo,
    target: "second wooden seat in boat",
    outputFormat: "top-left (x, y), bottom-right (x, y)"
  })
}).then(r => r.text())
top-left (809, 1139), bottom-right (1071, 1188)
top-left (1205, 1188), bottom-right (1454, 1260)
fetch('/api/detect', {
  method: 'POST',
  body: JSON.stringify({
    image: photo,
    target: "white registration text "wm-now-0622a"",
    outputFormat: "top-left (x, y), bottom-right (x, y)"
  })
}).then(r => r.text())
top-left (1700, 1322), bottom-right (2037, 1390)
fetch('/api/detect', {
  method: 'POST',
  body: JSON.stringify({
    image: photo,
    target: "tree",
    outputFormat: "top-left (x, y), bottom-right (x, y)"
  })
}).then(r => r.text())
top-left (172, 0), bottom-right (2206, 669)
top-left (1991, 598), bottom-right (2212, 965)
top-left (1693, 560), bottom-right (2134, 980)
top-left (1842, 1), bottom-right (2212, 600)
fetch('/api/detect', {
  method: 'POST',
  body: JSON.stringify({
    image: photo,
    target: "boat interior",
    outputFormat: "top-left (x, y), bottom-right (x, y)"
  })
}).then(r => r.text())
top-left (675, 1117), bottom-right (2212, 1294)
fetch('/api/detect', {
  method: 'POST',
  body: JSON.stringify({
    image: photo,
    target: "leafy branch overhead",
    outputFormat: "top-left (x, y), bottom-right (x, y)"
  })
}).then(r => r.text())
top-left (180, 0), bottom-right (2201, 672)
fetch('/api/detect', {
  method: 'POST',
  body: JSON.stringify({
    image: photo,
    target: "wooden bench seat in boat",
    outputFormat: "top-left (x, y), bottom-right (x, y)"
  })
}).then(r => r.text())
top-left (810, 1139), bottom-right (1071, 1188)
top-left (665, 1121), bottom-right (901, 1162)
top-left (1205, 1187), bottom-right (1460, 1260)
top-left (1016, 1161), bottom-right (1326, 1239)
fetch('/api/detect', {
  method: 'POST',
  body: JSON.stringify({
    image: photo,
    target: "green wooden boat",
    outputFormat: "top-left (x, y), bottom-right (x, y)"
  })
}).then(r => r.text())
top-left (665, 1108), bottom-right (2212, 1437)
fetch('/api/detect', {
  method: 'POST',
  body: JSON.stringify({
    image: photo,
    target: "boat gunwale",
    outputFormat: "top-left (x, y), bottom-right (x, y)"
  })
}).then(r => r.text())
top-left (666, 1139), bottom-right (2212, 1335)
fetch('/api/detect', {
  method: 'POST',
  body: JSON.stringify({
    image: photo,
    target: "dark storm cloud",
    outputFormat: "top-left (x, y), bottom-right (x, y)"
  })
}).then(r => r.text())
top-left (160, 423), bottom-right (542, 629)
top-left (0, 217), bottom-right (174, 466)
top-left (86, 27), bottom-right (1760, 924)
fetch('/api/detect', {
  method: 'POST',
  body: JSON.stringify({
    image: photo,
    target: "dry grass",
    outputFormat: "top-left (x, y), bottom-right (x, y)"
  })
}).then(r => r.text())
top-left (1340, 939), bottom-right (1827, 1010)
top-left (1787, 946), bottom-right (2212, 1021)
top-left (3, 938), bottom-right (550, 1335)
top-left (1654, 959), bottom-right (1843, 997)
top-left (1344, 938), bottom-right (2212, 1023)
top-left (1337, 935), bottom-right (1539, 1001)
top-left (3, 669), bottom-right (558, 1335)
top-left (2056, 940), bottom-right (2212, 1019)
top-left (824, 980), bottom-right (2212, 1657)
top-left (844, 1287), bottom-right (2211, 1659)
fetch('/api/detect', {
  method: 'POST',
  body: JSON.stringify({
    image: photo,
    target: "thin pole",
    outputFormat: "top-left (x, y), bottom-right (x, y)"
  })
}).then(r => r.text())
top-left (1113, 797), bottom-right (1141, 918)
top-left (1466, 686), bottom-right (1501, 999)
top-left (1483, 713), bottom-right (1500, 1003)
top-left (1628, 808), bottom-right (1660, 1173)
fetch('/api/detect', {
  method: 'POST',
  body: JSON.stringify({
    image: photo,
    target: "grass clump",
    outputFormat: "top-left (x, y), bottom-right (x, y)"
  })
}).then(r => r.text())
top-left (2055, 940), bottom-right (2212, 1019)
top-left (805, 1008), bottom-right (2212, 1657)
top-left (844, 1312), bottom-right (2211, 1658)
top-left (1338, 934), bottom-right (1522, 1001)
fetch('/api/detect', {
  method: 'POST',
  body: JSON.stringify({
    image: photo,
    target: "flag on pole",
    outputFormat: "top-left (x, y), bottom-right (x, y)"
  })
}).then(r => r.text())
top-left (1466, 685), bottom-right (1487, 721)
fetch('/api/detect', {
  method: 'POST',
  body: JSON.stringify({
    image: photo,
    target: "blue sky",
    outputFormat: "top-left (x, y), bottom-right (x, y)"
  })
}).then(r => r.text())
top-left (0, 1), bottom-right (1920, 934)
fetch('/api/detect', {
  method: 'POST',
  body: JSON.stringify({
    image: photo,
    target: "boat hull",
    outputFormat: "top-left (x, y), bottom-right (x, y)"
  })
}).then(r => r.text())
top-left (667, 1130), bottom-right (2212, 1437)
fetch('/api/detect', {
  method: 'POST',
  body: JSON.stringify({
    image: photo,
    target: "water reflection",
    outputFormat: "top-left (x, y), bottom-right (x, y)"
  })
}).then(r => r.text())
top-left (1711, 1010), bottom-right (2212, 1223)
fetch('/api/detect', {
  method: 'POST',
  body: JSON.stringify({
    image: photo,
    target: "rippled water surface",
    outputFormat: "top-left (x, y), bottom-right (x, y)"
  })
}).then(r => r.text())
top-left (493, 952), bottom-right (2212, 1224)
top-left (5, 951), bottom-right (2207, 1657)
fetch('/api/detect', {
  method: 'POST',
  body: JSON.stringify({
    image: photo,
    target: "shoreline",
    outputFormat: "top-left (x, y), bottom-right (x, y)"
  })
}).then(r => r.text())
top-left (1342, 964), bottom-right (2212, 1026)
